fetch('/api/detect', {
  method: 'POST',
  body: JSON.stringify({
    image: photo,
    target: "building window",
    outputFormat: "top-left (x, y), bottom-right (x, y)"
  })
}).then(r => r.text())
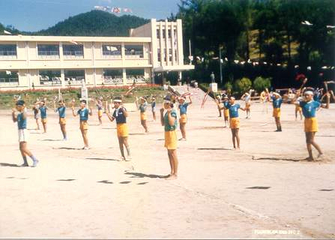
top-left (63, 45), bottom-right (84, 58)
top-left (126, 69), bottom-right (145, 84)
top-left (39, 70), bottom-right (61, 85)
top-left (157, 51), bottom-right (161, 62)
top-left (169, 49), bottom-right (172, 62)
top-left (0, 71), bottom-right (18, 85)
top-left (64, 70), bottom-right (85, 85)
top-left (162, 30), bottom-right (166, 39)
top-left (102, 45), bottom-right (121, 57)
top-left (168, 29), bottom-right (171, 39)
top-left (0, 44), bottom-right (17, 59)
top-left (103, 69), bottom-right (123, 84)
top-left (125, 45), bottom-right (143, 58)
top-left (38, 44), bottom-right (59, 59)
top-left (156, 29), bottom-right (160, 39)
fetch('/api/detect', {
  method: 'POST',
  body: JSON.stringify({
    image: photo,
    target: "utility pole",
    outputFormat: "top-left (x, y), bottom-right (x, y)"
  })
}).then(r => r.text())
top-left (219, 46), bottom-right (223, 85)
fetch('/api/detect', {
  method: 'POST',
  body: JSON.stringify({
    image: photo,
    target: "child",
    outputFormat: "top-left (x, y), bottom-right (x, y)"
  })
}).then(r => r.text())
top-left (271, 92), bottom-right (283, 132)
top-left (136, 97), bottom-right (148, 133)
top-left (32, 100), bottom-right (40, 130)
top-left (298, 90), bottom-right (325, 160)
top-left (216, 95), bottom-right (222, 117)
top-left (96, 97), bottom-right (103, 125)
top-left (39, 100), bottom-right (48, 133)
top-left (241, 92), bottom-right (251, 119)
top-left (160, 96), bottom-right (179, 180)
top-left (54, 100), bottom-right (67, 140)
top-left (178, 95), bottom-right (192, 141)
top-left (105, 97), bottom-right (131, 161)
top-left (222, 95), bottom-right (230, 127)
top-left (294, 90), bottom-right (303, 121)
top-left (151, 97), bottom-right (157, 121)
top-left (12, 100), bottom-right (39, 167)
top-left (224, 97), bottom-right (246, 149)
top-left (71, 99), bottom-right (93, 150)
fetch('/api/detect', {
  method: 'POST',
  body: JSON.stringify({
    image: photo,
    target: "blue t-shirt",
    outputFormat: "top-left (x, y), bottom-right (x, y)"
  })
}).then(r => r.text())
top-left (139, 103), bottom-right (147, 113)
top-left (300, 100), bottom-right (321, 118)
top-left (226, 103), bottom-right (240, 118)
top-left (113, 107), bottom-right (127, 124)
top-left (57, 106), bottom-right (66, 118)
top-left (223, 101), bottom-right (229, 109)
top-left (179, 103), bottom-right (189, 115)
top-left (151, 102), bottom-right (156, 109)
top-left (77, 108), bottom-right (89, 121)
top-left (164, 109), bottom-right (178, 131)
top-left (40, 106), bottom-right (47, 119)
top-left (272, 96), bottom-right (283, 108)
top-left (17, 112), bottom-right (27, 130)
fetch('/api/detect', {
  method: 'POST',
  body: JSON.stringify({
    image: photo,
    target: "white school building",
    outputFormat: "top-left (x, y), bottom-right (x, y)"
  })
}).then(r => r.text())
top-left (0, 19), bottom-right (194, 89)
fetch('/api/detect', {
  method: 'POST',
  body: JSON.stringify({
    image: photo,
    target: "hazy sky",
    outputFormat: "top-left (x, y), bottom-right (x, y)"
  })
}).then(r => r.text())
top-left (0, 0), bottom-right (181, 32)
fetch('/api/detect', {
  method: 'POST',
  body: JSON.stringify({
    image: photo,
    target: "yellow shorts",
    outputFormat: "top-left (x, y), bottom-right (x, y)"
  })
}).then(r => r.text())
top-left (98, 110), bottom-right (103, 117)
top-left (230, 118), bottom-right (240, 129)
top-left (304, 117), bottom-right (318, 132)
top-left (80, 121), bottom-right (88, 130)
top-left (59, 118), bottom-right (66, 125)
top-left (140, 112), bottom-right (147, 121)
top-left (273, 108), bottom-right (281, 118)
top-left (41, 118), bottom-right (47, 124)
top-left (117, 123), bottom-right (129, 137)
top-left (164, 130), bottom-right (177, 150)
top-left (224, 109), bottom-right (229, 118)
top-left (296, 105), bottom-right (302, 112)
top-left (179, 114), bottom-right (187, 124)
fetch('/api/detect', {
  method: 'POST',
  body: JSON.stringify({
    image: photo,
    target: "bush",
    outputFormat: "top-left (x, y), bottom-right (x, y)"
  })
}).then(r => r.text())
top-left (224, 81), bottom-right (233, 93)
top-left (234, 77), bottom-right (252, 95)
top-left (253, 76), bottom-right (272, 93)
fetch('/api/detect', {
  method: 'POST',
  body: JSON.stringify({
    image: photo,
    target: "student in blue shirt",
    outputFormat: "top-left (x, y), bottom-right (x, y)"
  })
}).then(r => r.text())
top-left (299, 90), bottom-right (325, 161)
top-left (224, 97), bottom-right (246, 149)
top-left (178, 95), bottom-right (192, 141)
top-left (106, 97), bottom-right (131, 161)
top-left (271, 92), bottom-right (283, 132)
top-left (136, 97), bottom-right (148, 133)
top-left (12, 100), bottom-right (39, 167)
top-left (71, 99), bottom-right (93, 150)
top-left (151, 97), bottom-right (157, 121)
top-left (54, 100), bottom-right (67, 140)
top-left (39, 100), bottom-right (48, 133)
top-left (160, 96), bottom-right (178, 180)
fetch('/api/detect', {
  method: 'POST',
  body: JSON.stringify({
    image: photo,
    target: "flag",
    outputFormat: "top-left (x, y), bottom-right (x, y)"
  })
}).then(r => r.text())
top-left (4, 30), bottom-right (11, 35)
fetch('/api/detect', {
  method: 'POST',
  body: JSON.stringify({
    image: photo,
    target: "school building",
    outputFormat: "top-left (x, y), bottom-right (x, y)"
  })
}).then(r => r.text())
top-left (0, 19), bottom-right (194, 89)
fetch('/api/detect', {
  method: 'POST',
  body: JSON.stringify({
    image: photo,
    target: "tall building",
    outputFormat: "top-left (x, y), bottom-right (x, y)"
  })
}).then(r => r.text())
top-left (0, 19), bottom-right (194, 89)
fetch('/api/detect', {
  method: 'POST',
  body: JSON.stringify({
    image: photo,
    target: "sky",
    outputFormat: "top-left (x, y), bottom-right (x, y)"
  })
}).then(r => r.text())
top-left (0, 0), bottom-right (181, 32)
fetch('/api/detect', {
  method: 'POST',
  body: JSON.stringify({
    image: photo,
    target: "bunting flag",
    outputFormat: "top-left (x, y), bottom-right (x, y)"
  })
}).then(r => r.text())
top-left (326, 25), bottom-right (335, 29)
top-left (94, 5), bottom-right (133, 14)
top-left (70, 40), bottom-right (78, 45)
top-left (112, 7), bottom-right (121, 13)
top-left (123, 8), bottom-right (133, 13)
top-left (4, 30), bottom-right (11, 35)
top-left (301, 20), bottom-right (313, 26)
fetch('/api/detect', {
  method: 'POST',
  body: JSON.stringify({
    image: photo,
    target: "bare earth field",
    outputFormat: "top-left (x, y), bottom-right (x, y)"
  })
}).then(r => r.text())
top-left (1, 86), bottom-right (335, 239)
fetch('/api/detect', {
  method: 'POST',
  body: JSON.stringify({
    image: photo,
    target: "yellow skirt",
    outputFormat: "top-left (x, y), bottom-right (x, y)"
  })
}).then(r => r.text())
top-left (304, 117), bottom-right (318, 132)
top-left (117, 123), bottom-right (129, 137)
top-left (59, 117), bottom-right (66, 125)
top-left (140, 112), bottom-right (147, 121)
top-left (80, 121), bottom-right (88, 130)
top-left (273, 108), bottom-right (281, 118)
top-left (179, 114), bottom-right (187, 124)
top-left (224, 109), bottom-right (229, 118)
top-left (41, 118), bottom-right (47, 124)
top-left (230, 118), bottom-right (240, 129)
top-left (164, 130), bottom-right (177, 150)
top-left (98, 110), bottom-right (103, 117)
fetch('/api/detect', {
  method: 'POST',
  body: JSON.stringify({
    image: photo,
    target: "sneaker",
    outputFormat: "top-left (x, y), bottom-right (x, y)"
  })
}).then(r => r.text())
top-left (21, 163), bottom-right (29, 167)
top-left (32, 160), bottom-right (39, 167)
top-left (82, 146), bottom-right (90, 150)
top-left (63, 137), bottom-right (67, 141)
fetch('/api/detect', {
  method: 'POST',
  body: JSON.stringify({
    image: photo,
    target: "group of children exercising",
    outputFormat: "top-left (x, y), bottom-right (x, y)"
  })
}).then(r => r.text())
top-left (11, 79), bottom-right (332, 177)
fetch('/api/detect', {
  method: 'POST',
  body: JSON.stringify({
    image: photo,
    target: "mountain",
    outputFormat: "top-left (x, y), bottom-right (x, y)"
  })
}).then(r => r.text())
top-left (36, 10), bottom-right (150, 36)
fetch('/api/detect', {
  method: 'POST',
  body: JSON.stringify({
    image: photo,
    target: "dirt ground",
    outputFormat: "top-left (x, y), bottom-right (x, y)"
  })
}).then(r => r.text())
top-left (0, 86), bottom-right (334, 239)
